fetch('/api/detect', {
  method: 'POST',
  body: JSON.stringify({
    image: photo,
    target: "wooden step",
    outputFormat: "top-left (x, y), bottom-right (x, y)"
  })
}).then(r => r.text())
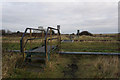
top-left (26, 52), bottom-right (46, 56)
top-left (27, 57), bottom-right (46, 60)
top-left (25, 62), bottom-right (46, 67)
top-left (25, 45), bottom-right (56, 53)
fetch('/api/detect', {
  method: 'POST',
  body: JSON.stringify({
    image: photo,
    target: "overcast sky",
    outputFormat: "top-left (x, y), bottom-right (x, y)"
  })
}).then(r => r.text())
top-left (2, 2), bottom-right (118, 34)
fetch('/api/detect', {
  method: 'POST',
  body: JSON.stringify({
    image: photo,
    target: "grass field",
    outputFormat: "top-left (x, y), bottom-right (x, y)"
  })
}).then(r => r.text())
top-left (2, 34), bottom-right (120, 78)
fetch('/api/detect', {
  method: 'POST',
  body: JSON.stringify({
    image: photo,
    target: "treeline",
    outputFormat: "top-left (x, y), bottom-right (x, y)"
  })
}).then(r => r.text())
top-left (1, 29), bottom-right (57, 37)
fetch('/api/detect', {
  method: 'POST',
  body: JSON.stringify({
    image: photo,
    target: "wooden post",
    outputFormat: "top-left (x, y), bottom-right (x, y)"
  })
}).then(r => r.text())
top-left (22, 38), bottom-right (26, 60)
top-left (50, 29), bottom-right (52, 52)
top-left (59, 33), bottom-right (61, 52)
top-left (42, 31), bottom-right (44, 45)
top-left (22, 38), bottom-right (24, 58)
top-left (46, 37), bottom-right (48, 62)
top-left (57, 25), bottom-right (60, 52)
top-left (29, 29), bottom-right (32, 62)
top-left (30, 29), bottom-right (32, 49)
top-left (57, 31), bottom-right (59, 51)
top-left (23, 48), bottom-right (26, 60)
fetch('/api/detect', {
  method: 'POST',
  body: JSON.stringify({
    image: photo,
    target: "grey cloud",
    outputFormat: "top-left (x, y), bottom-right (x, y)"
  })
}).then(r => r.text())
top-left (2, 2), bottom-right (118, 34)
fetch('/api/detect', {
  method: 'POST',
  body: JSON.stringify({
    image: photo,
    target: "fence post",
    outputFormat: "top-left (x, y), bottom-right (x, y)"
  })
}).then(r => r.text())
top-left (57, 25), bottom-right (60, 52)
top-left (46, 35), bottom-right (48, 62)
top-left (23, 48), bottom-right (26, 60)
top-left (29, 29), bottom-right (32, 62)
top-left (30, 29), bottom-right (32, 49)
top-left (22, 38), bottom-right (26, 60)
top-left (50, 29), bottom-right (52, 52)
top-left (42, 31), bottom-right (44, 45)
top-left (59, 32), bottom-right (61, 52)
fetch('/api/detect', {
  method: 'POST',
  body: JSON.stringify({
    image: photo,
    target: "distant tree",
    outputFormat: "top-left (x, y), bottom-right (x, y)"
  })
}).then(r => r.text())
top-left (17, 31), bottom-right (20, 34)
top-left (79, 31), bottom-right (93, 36)
top-left (2, 30), bottom-right (6, 35)
top-left (72, 33), bottom-right (75, 35)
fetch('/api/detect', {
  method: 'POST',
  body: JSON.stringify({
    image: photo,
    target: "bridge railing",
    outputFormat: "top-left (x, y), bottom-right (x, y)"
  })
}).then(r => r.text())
top-left (20, 28), bottom-right (45, 59)
top-left (45, 26), bottom-right (61, 61)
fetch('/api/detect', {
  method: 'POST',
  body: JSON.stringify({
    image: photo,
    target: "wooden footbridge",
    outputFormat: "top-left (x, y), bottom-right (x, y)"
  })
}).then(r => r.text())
top-left (20, 26), bottom-right (61, 64)
top-left (20, 25), bottom-right (120, 65)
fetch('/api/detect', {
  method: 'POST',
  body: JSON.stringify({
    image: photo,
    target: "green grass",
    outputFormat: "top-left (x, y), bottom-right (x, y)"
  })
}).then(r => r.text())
top-left (3, 52), bottom-right (119, 78)
top-left (61, 42), bottom-right (120, 53)
top-left (3, 39), bottom-right (119, 53)
top-left (2, 35), bottom-right (120, 78)
top-left (2, 43), bottom-right (20, 50)
top-left (2, 42), bottom-right (43, 51)
top-left (73, 35), bottom-right (119, 41)
top-left (9, 68), bottom-right (39, 78)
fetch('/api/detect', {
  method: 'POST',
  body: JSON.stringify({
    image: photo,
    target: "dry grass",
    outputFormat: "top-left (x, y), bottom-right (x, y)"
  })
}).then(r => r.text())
top-left (2, 34), bottom-right (120, 78)
top-left (75, 55), bottom-right (119, 78)
top-left (94, 56), bottom-right (119, 78)
top-left (2, 51), bottom-right (23, 78)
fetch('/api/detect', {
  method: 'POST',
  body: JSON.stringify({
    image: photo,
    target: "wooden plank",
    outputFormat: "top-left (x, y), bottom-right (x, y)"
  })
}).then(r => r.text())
top-left (24, 63), bottom-right (45, 67)
top-left (26, 52), bottom-right (46, 56)
top-left (27, 57), bottom-right (46, 60)
top-left (26, 45), bottom-right (56, 53)
top-left (61, 40), bottom-right (74, 42)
